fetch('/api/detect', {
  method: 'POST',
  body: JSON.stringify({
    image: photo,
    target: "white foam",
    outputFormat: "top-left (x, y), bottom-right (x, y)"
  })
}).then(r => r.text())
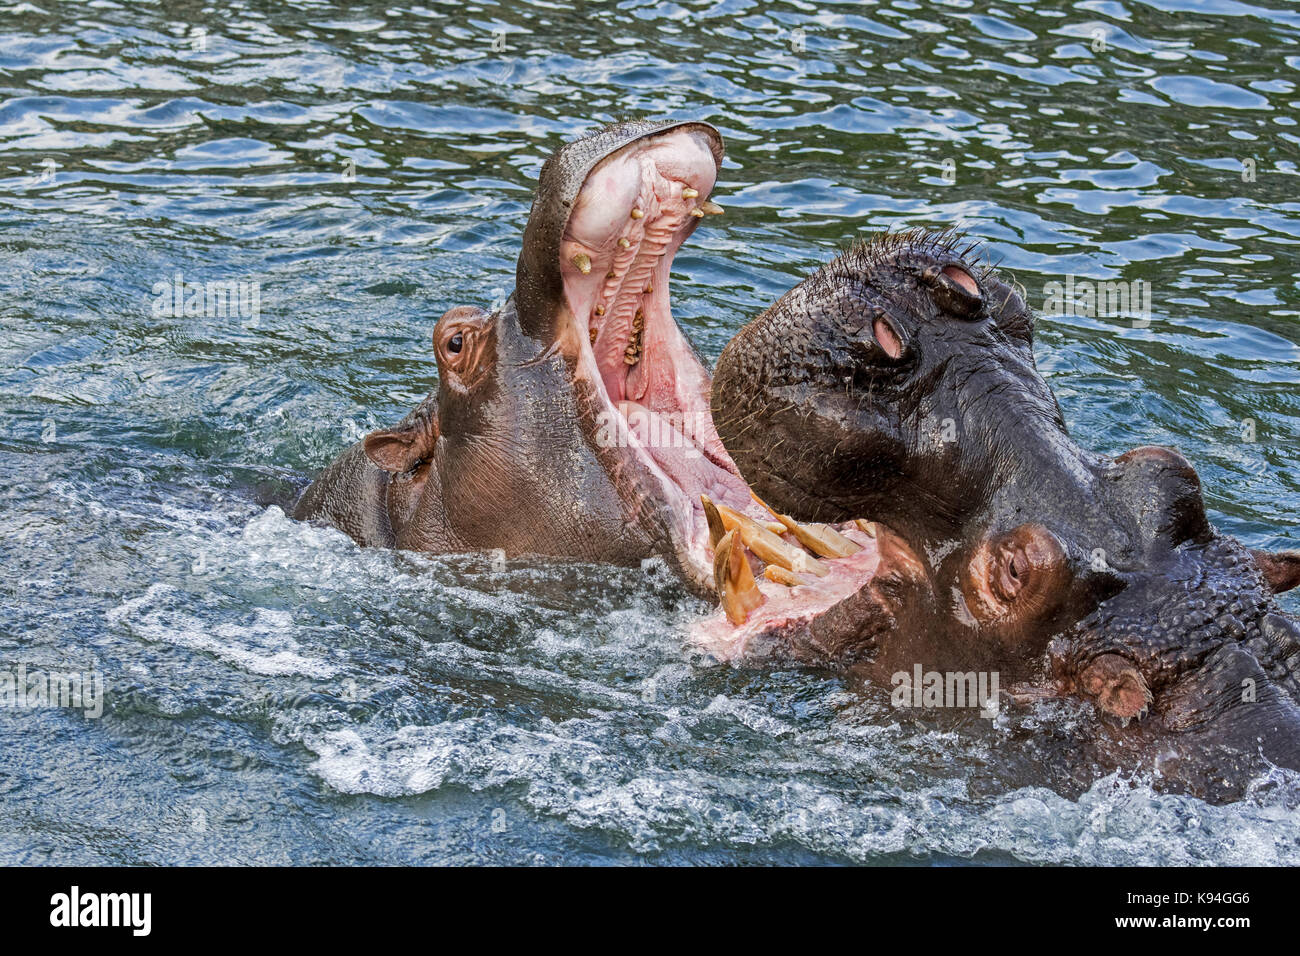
top-left (106, 583), bottom-right (338, 679)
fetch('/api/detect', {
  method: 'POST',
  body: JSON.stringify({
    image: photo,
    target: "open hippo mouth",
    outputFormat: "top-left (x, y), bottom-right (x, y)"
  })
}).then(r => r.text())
top-left (553, 124), bottom-right (752, 573)
top-left (539, 123), bottom-right (899, 647)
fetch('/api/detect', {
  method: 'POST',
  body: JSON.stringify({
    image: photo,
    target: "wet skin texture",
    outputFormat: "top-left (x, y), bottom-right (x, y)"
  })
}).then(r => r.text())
top-left (295, 120), bottom-right (738, 585)
top-left (712, 229), bottom-right (1300, 801)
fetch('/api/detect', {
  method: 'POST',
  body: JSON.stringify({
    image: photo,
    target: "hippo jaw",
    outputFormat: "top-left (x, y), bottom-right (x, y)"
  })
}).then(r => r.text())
top-left (335, 121), bottom-right (751, 575)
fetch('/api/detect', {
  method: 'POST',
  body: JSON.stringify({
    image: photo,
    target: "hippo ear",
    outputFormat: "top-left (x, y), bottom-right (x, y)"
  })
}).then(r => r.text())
top-left (1251, 549), bottom-right (1300, 594)
top-left (982, 272), bottom-right (1035, 348)
top-left (364, 422), bottom-right (438, 475)
top-left (1079, 654), bottom-right (1152, 723)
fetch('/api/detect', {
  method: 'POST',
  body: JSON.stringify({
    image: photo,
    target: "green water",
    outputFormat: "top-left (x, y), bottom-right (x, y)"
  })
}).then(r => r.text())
top-left (0, 0), bottom-right (1297, 864)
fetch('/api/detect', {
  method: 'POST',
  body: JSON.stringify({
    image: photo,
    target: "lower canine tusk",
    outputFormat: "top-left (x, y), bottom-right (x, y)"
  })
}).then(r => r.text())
top-left (715, 504), bottom-right (829, 577)
top-left (714, 530), bottom-right (765, 626)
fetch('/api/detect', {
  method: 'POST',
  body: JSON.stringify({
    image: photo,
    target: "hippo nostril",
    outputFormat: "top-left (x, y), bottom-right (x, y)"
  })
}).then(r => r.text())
top-left (872, 314), bottom-right (905, 360)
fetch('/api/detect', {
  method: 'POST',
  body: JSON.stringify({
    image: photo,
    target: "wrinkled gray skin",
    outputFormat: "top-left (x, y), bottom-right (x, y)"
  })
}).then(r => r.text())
top-left (712, 229), bottom-right (1300, 801)
top-left (295, 119), bottom-right (724, 579)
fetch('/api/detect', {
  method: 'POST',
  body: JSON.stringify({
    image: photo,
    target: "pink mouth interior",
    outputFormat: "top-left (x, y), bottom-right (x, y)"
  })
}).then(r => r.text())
top-left (691, 528), bottom-right (884, 662)
top-left (558, 128), bottom-right (882, 658)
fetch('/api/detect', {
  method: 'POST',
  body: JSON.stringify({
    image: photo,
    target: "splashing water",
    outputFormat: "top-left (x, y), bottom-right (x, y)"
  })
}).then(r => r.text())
top-left (1, 0), bottom-right (1298, 864)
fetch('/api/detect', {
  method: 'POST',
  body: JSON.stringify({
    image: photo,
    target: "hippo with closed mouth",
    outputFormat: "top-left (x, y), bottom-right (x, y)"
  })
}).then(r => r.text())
top-left (296, 119), bottom-right (784, 591)
top-left (705, 228), bottom-right (1300, 801)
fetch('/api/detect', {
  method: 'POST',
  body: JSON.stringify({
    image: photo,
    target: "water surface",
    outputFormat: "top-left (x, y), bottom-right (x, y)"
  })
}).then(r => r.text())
top-left (1, 0), bottom-right (1299, 864)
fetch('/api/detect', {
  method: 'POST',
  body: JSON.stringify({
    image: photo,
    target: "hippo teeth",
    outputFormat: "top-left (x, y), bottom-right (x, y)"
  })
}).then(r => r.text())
top-left (690, 522), bottom-right (887, 661)
top-left (749, 489), bottom-right (861, 559)
top-left (714, 529), bottom-right (766, 626)
top-left (702, 493), bottom-right (874, 625)
top-left (714, 504), bottom-right (829, 578)
top-left (700, 494), bottom-right (727, 550)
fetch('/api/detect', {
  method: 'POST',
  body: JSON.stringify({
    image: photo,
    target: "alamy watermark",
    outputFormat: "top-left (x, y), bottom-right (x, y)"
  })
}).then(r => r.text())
top-left (1041, 275), bottom-right (1152, 327)
top-left (1, 664), bottom-right (103, 718)
top-left (50, 886), bottom-right (150, 936)
top-left (891, 664), bottom-right (1000, 719)
top-left (593, 408), bottom-right (710, 460)
top-left (150, 272), bottom-right (261, 325)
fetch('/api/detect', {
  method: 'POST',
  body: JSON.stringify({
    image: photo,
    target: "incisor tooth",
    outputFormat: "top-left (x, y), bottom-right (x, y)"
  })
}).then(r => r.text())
top-left (748, 490), bottom-right (861, 558)
top-left (701, 201), bottom-right (723, 215)
top-left (714, 529), bottom-right (765, 626)
top-left (690, 207), bottom-right (704, 218)
top-left (855, 519), bottom-right (878, 538)
top-left (764, 565), bottom-right (805, 587)
top-left (595, 304), bottom-right (605, 316)
top-left (630, 208), bottom-right (644, 219)
top-left (618, 237), bottom-right (631, 249)
top-left (715, 504), bottom-right (828, 577)
top-left (571, 252), bottom-right (591, 275)
top-left (797, 521), bottom-right (861, 558)
top-left (682, 187), bottom-right (698, 199)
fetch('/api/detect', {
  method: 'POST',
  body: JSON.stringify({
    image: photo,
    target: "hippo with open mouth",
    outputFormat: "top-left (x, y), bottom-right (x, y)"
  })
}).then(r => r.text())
top-left (295, 119), bottom-right (787, 591)
top-left (706, 228), bottom-right (1300, 800)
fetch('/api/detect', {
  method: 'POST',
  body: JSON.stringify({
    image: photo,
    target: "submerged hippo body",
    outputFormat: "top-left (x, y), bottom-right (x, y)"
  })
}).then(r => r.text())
top-left (709, 228), bottom-right (1300, 800)
top-left (295, 120), bottom-right (758, 589)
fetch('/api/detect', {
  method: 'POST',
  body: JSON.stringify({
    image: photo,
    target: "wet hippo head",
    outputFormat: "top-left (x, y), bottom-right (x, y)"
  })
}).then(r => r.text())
top-left (711, 228), bottom-right (1300, 796)
top-left (711, 231), bottom-right (1121, 663)
top-left (304, 120), bottom-right (759, 589)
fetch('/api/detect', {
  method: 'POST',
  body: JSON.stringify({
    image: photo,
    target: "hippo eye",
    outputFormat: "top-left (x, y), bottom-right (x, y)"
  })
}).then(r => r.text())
top-left (993, 546), bottom-right (1028, 603)
top-left (433, 306), bottom-right (494, 386)
top-left (438, 326), bottom-right (474, 372)
top-left (963, 524), bottom-right (1070, 629)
